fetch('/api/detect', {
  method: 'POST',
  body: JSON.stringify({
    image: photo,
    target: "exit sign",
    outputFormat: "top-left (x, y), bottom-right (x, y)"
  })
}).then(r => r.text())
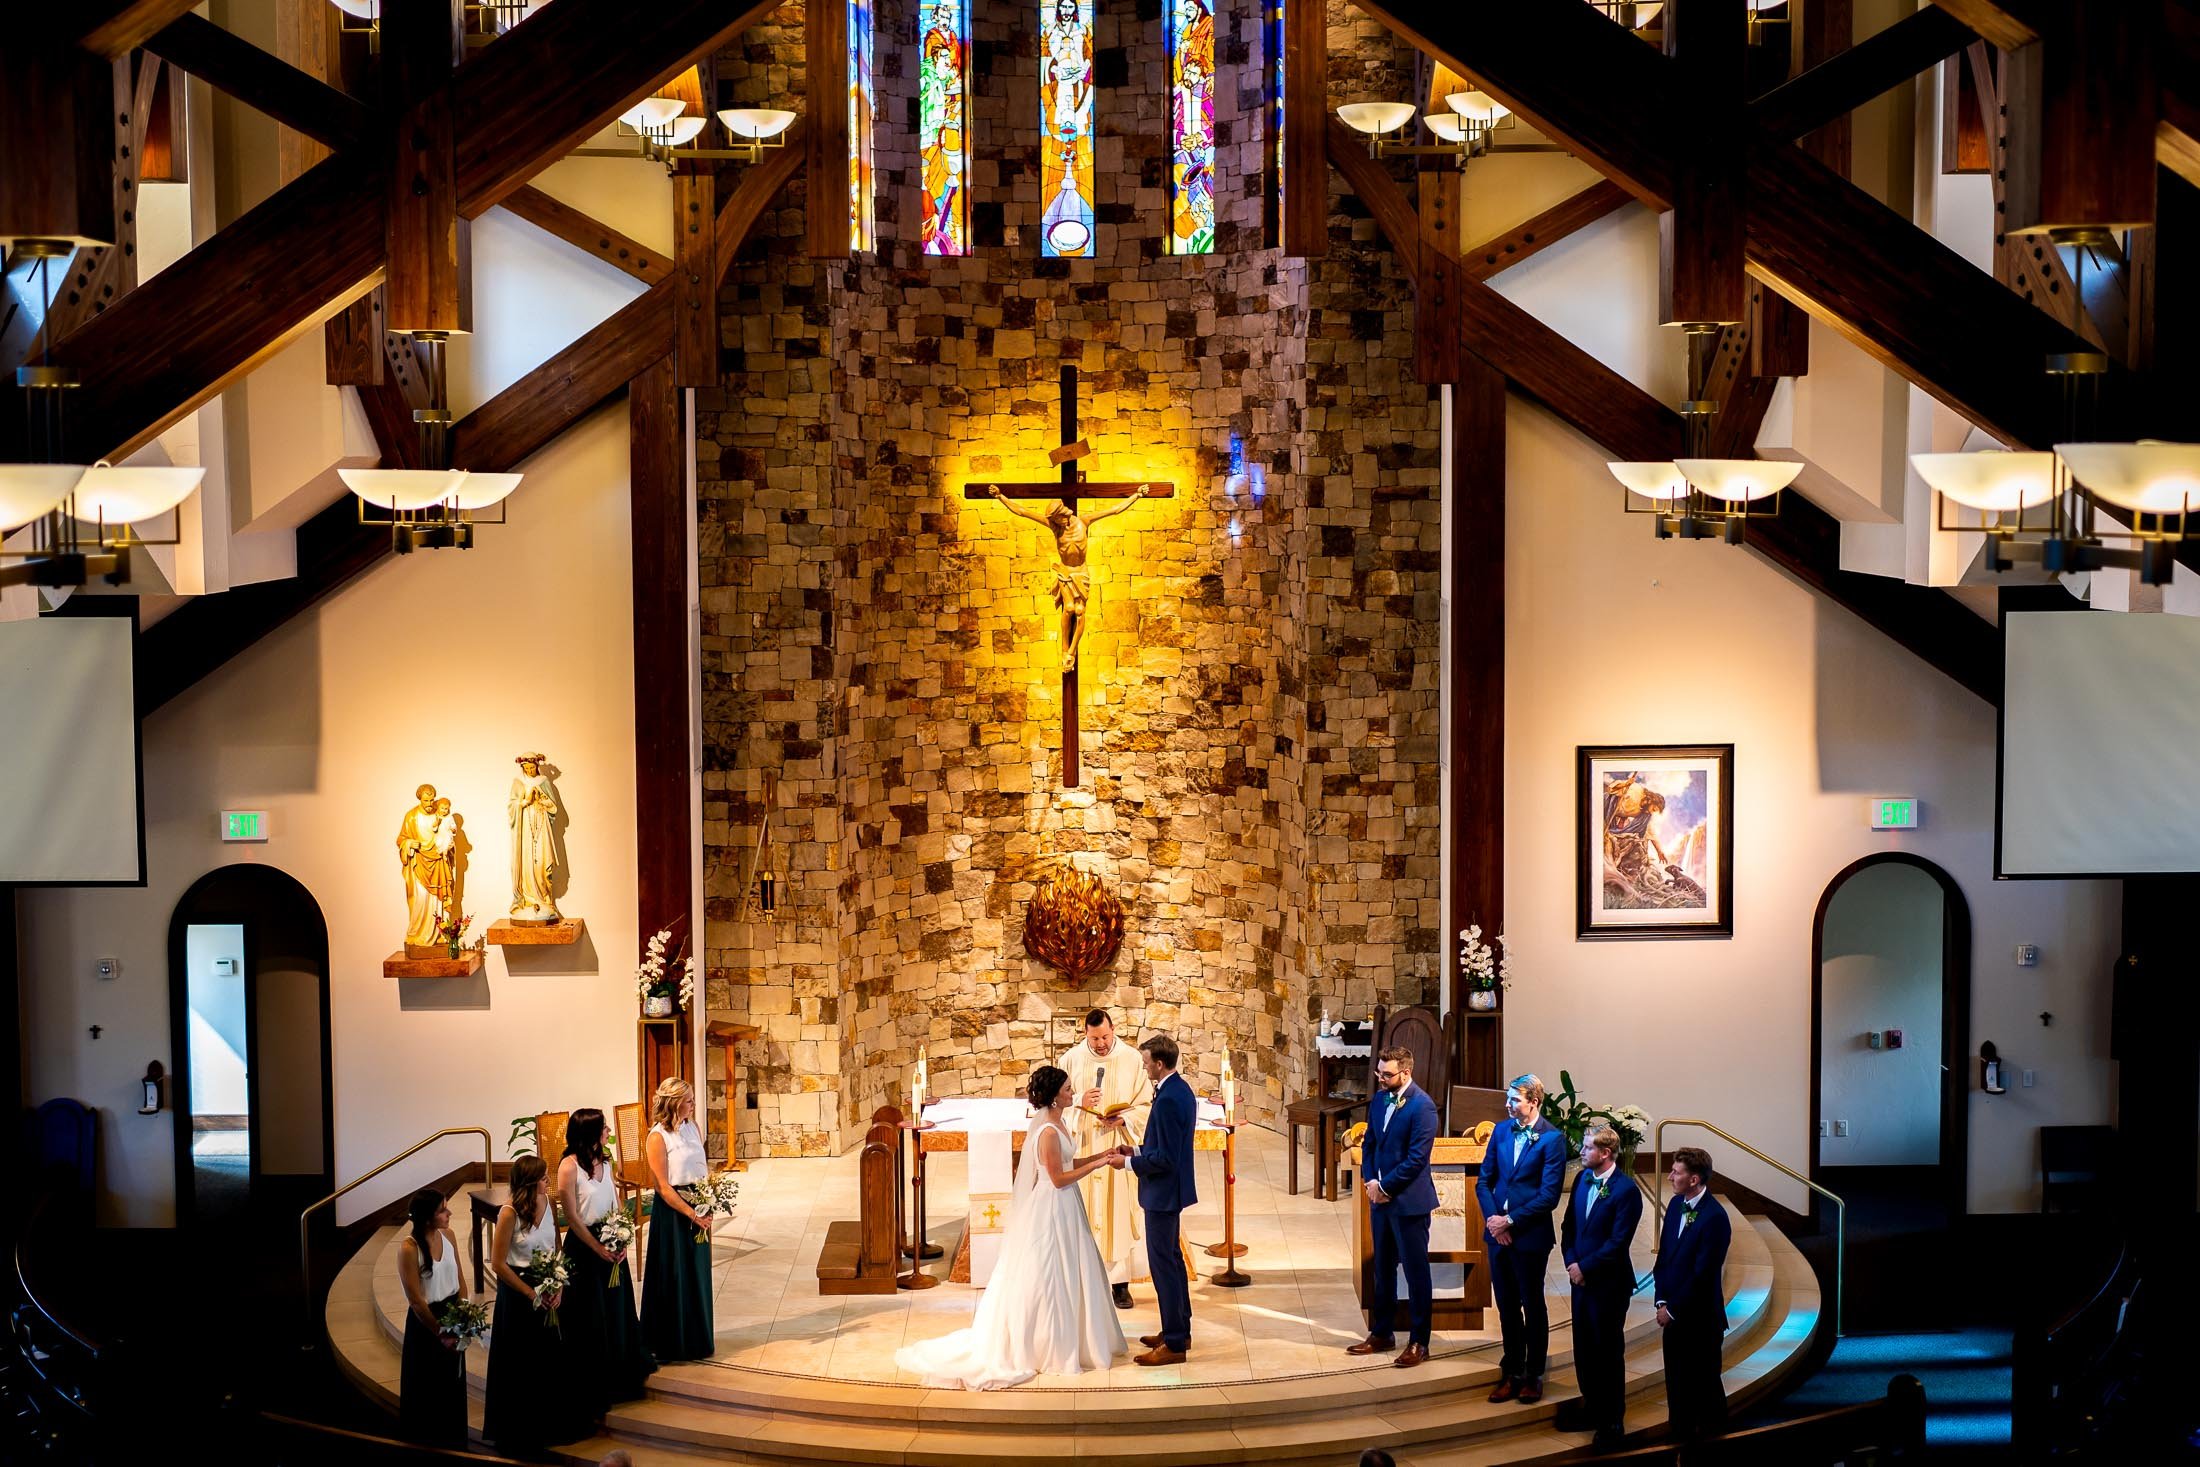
top-left (1868, 797), bottom-right (1919, 831)
top-left (221, 810), bottom-right (269, 842)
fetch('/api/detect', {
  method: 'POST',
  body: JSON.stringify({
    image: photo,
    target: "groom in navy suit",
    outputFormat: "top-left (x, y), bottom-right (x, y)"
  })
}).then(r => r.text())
top-left (1127, 1033), bottom-right (1197, 1365)
top-left (1560, 1124), bottom-right (1645, 1450)
top-left (1653, 1146), bottom-right (1731, 1440)
top-left (1476, 1073), bottom-right (1567, 1403)
top-left (1347, 1046), bottom-right (1440, 1367)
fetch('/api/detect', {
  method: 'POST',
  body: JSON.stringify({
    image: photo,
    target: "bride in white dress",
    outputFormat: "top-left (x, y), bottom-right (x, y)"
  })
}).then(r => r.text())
top-left (894, 1065), bottom-right (1130, 1389)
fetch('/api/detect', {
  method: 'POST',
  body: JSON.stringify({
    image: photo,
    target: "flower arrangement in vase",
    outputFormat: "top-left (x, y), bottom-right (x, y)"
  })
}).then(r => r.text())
top-left (1545, 1070), bottom-right (1653, 1179)
top-left (635, 928), bottom-right (696, 1017)
top-left (1457, 924), bottom-right (1511, 1010)
top-left (438, 910), bottom-right (477, 960)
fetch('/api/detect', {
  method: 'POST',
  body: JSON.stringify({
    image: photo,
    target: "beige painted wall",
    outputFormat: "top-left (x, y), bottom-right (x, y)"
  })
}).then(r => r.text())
top-left (1502, 399), bottom-right (2120, 1215)
top-left (19, 405), bottom-right (639, 1226)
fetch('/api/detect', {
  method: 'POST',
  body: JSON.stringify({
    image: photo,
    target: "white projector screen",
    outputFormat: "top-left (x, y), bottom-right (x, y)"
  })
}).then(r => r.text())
top-left (2001, 609), bottom-right (2200, 877)
top-left (0, 612), bottom-right (144, 884)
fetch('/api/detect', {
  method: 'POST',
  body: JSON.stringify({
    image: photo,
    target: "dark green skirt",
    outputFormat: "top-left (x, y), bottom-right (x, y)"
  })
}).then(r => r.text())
top-left (398, 1306), bottom-right (467, 1449)
top-left (640, 1190), bottom-right (714, 1361)
top-left (561, 1227), bottom-right (656, 1416)
top-left (483, 1277), bottom-right (587, 1453)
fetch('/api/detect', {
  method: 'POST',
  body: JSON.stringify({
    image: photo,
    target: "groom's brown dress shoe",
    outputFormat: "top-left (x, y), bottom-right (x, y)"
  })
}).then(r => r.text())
top-left (1487, 1378), bottom-right (1520, 1403)
top-left (1393, 1344), bottom-right (1429, 1369)
top-left (1140, 1334), bottom-right (1165, 1348)
top-left (1134, 1346), bottom-right (1186, 1367)
top-left (1345, 1335), bottom-right (1397, 1356)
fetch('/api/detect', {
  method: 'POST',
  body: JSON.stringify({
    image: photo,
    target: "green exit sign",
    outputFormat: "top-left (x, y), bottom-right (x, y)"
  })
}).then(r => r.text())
top-left (221, 810), bottom-right (269, 842)
top-left (1869, 797), bottom-right (1918, 831)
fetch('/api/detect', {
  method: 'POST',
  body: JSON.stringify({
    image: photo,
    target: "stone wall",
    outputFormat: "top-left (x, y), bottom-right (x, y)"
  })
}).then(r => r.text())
top-left (699, 0), bottom-right (1439, 1159)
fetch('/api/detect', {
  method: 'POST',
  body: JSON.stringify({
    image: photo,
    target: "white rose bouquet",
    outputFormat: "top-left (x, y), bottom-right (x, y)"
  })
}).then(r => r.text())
top-left (433, 1295), bottom-right (490, 1349)
top-left (594, 1205), bottom-right (637, 1287)
top-left (676, 1170), bottom-right (741, 1242)
top-left (521, 1245), bottom-right (571, 1332)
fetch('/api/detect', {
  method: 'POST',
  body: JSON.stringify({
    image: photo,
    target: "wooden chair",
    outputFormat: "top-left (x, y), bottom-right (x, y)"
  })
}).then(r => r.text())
top-left (1449, 1084), bottom-right (1509, 1137)
top-left (612, 1101), bottom-right (651, 1280)
top-left (534, 1110), bottom-right (570, 1169)
top-left (817, 1123), bottom-right (900, 1294)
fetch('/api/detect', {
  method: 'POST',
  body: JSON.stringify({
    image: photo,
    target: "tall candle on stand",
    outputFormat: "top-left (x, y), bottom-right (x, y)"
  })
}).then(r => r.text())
top-left (1222, 1056), bottom-right (1236, 1124)
top-left (913, 1045), bottom-right (928, 1110)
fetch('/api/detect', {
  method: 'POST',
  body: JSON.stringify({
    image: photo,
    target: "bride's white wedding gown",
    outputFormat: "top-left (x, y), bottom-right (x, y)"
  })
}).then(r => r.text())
top-left (894, 1112), bottom-right (1127, 1389)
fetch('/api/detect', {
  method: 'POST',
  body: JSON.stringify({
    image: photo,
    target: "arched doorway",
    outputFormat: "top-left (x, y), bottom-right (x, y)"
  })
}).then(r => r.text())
top-left (1810, 853), bottom-right (1971, 1224)
top-left (167, 864), bottom-right (333, 1227)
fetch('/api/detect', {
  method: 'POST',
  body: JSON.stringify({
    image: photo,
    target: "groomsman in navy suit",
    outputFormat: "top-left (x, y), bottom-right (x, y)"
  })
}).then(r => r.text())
top-left (1559, 1125), bottom-right (1645, 1451)
top-left (1476, 1073), bottom-right (1567, 1403)
top-left (1653, 1146), bottom-right (1731, 1440)
top-left (1346, 1046), bottom-right (1439, 1367)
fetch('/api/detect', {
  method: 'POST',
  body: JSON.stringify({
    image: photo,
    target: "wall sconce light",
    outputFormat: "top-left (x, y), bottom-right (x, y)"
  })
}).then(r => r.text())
top-left (739, 771), bottom-right (780, 923)
top-left (574, 101), bottom-right (797, 172)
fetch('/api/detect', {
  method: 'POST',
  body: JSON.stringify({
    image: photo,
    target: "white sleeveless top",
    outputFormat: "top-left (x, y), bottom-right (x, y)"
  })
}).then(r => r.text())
top-left (504, 1201), bottom-right (558, 1269)
top-left (420, 1231), bottom-right (460, 1304)
top-left (655, 1120), bottom-right (706, 1185)
top-left (572, 1159), bottom-right (616, 1228)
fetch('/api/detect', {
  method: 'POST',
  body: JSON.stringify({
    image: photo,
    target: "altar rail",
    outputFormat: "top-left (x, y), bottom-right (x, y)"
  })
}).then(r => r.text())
top-left (1655, 1116), bottom-right (1846, 1337)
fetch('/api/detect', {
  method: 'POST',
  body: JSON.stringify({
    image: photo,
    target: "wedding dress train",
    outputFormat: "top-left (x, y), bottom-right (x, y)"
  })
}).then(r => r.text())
top-left (894, 1113), bottom-right (1127, 1389)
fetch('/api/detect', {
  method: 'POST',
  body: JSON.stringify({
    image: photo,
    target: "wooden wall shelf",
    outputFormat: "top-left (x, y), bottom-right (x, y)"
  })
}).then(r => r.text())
top-left (383, 950), bottom-right (486, 977)
top-left (487, 918), bottom-right (584, 946)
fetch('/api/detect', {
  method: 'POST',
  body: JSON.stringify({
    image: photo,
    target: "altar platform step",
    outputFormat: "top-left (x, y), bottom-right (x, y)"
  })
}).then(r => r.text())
top-left (328, 1182), bottom-right (1822, 1465)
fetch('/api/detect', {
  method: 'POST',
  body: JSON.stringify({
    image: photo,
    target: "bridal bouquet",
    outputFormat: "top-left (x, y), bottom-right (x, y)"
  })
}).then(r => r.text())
top-left (433, 1295), bottom-right (491, 1349)
top-left (594, 1205), bottom-right (637, 1287)
top-left (677, 1170), bottom-right (741, 1242)
top-left (521, 1246), bottom-right (571, 1332)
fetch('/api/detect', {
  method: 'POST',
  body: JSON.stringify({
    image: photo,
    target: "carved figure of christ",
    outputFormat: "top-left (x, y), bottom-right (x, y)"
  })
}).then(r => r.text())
top-left (982, 482), bottom-right (1148, 669)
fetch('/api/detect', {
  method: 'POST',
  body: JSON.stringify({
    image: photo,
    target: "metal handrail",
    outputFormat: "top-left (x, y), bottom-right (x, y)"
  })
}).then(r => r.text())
top-left (1653, 1117), bottom-right (1844, 1338)
top-left (297, 1126), bottom-right (493, 1346)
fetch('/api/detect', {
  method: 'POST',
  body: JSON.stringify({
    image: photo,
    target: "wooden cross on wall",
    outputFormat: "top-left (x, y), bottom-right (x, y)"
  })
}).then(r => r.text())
top-left (964, 365), bottom-right (1174, 788)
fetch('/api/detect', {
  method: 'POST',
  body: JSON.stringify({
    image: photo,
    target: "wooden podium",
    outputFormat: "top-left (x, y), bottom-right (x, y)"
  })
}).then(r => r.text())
top-left (1351, 1134), bottom-right (1491, 1331)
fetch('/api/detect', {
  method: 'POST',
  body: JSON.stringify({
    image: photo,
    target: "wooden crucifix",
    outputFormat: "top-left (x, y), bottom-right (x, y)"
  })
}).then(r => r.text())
top-left (964, 364), bottom-right (1174, 788)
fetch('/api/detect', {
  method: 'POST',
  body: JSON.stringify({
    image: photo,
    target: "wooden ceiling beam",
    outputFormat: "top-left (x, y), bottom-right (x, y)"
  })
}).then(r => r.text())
top-left (1751, 5), bottom-right (1971, 144)
top-left (2164, 3), bottom-right (2200, 190)
top-left (380, 0), bottom-right (469, 335)
top-left (1926, 0), bottom-right (2042, 51)
top-left (499, 184), bottom-right (671, 284)
top-left (1461, 180), bottom-right (1632, 282)
top-left (65, 0), bottom-right (201, 57)
top-left (1660, 0), bottom-right (1749, 328)
top-left (806, 0), bottom-right (852, 258)
top-left (1282, 0), bottom-right (1329, 256)
top-left (2001, 4), bottom-right (2157, 236)
top-left (672, 173), bottom-right (719, 387)
top-left (143, 13), bottom-right (369, 154)
top-left (27, 0), bottom-right (789, 465)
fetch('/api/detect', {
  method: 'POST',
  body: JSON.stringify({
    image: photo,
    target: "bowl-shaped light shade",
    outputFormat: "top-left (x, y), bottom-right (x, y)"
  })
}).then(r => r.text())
top-left (1607, 461), bottom-right (1687, 503)
top-left (664, 114), bottom-right (707, 146)
top-left (1631, 3), bottom-right (1665, 25)
top-left (718, 107), bottom-right (797, 140)
top-left (1674, 457), bottom-right (1803, 503)
top-left (1910, 450), bottom-right (2058, 513)
top-left (452, 472), bottom-right (524, 510)
top-left (331, 0), bottom-right (377, 17)
top-left (1424, 113), bottom-right (1468, 143)
top-left (72, 463), bottom-right (205, 525)
top-left (2056, 441), bottom-right (2200, 515)
top-left (1336, 102), bottom-right (1417, 136)
top-left (0, 464), bottom-right (86, 532)
top-left (340, 468), bottom-right (467, 510)
top-left (621, 97), bottom-right (686, 131)
top-left (1445, 90), bottom-right (1510, 124)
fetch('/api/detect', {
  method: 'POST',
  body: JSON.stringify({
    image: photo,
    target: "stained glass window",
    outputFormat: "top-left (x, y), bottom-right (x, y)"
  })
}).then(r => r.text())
top-left (1166, 0), bottom-right (1216, 254)
top-left (1039, 0), bottom-right (1096, 258)
top-left (918, 0), bottom-right (970, 256)
top-left (1267, 0), bottom-right (1284, 247)
top-left (850, 0), bottom-right (875, 252)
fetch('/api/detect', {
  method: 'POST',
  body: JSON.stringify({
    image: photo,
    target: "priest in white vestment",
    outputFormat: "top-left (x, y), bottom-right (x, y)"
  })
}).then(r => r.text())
top-left (1058, 1009), bottom-right (1152, 1306)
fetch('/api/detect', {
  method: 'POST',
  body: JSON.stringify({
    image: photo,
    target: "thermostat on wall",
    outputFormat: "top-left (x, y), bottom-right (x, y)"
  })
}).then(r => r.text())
top-left (1868, 797), bottom-right (1919, 831)
top-left (221, 810), bottom-right (269, 842)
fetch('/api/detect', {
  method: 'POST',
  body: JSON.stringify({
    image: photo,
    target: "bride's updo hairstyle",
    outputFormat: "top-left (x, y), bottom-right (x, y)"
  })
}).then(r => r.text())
top-left (1027, 1065), bottom-right (1070, 1111)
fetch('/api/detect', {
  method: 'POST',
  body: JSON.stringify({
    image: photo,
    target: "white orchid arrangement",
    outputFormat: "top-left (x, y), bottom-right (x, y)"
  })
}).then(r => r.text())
top-left (635, 928), bottom-right (698, 1012)
top-left (1457, 925), bottom-right (1512, 991)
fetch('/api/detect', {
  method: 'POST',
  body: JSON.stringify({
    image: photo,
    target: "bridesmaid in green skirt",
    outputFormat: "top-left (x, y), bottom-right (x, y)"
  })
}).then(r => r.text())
top-left (557, 1106), bottom-right (655, 1419)
top-left (396, 1189), bottom-right (467, 1448)
top-left (641, 1077), bottom-right (716, 1360)
top-left (484, 1154), bottom-right (584, 1455)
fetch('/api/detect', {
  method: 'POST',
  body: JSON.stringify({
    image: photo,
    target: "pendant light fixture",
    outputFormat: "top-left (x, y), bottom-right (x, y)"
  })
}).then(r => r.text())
top-left (573, 96), bottom-right (797, 171)
top-left (341, 331), bottom-right (521, 552)
top-left (1606, 324), bottom-right (1794, 542)
top-left (2, 243), bottom-right (203, 590)
top-left (1337, 88), bottom-right (1514, 167)
top-left (1908, 354), bottom-right (2192, 586)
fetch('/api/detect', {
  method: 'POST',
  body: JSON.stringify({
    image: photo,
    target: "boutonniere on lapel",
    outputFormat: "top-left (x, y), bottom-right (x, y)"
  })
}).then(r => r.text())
top-left (1679, 1207), bottom-right (1697, 1232)
top-left (1588, 1176), bottom-right (1610, 1203)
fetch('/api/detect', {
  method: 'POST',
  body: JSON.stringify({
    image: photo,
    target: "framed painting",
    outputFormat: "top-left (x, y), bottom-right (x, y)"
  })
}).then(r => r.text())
top-left (1577, 744), bottom-right (1733, 940)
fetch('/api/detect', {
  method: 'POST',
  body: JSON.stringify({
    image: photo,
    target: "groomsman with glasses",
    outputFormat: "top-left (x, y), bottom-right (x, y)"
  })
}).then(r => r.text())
top-left (1654, 1146), bottom-right (1731, 1440)
top-left (1476, 1073), bottom-right (1567, 1404)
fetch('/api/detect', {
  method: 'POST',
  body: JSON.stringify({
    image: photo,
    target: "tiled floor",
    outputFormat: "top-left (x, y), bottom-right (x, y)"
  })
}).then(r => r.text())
top-left (684, 1125), bottom-right (1637, 1391)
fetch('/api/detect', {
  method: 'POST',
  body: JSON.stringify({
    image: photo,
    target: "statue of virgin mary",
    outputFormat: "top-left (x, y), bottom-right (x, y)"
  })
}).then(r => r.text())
top-left (507, 753), bottom-right (562, 923)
